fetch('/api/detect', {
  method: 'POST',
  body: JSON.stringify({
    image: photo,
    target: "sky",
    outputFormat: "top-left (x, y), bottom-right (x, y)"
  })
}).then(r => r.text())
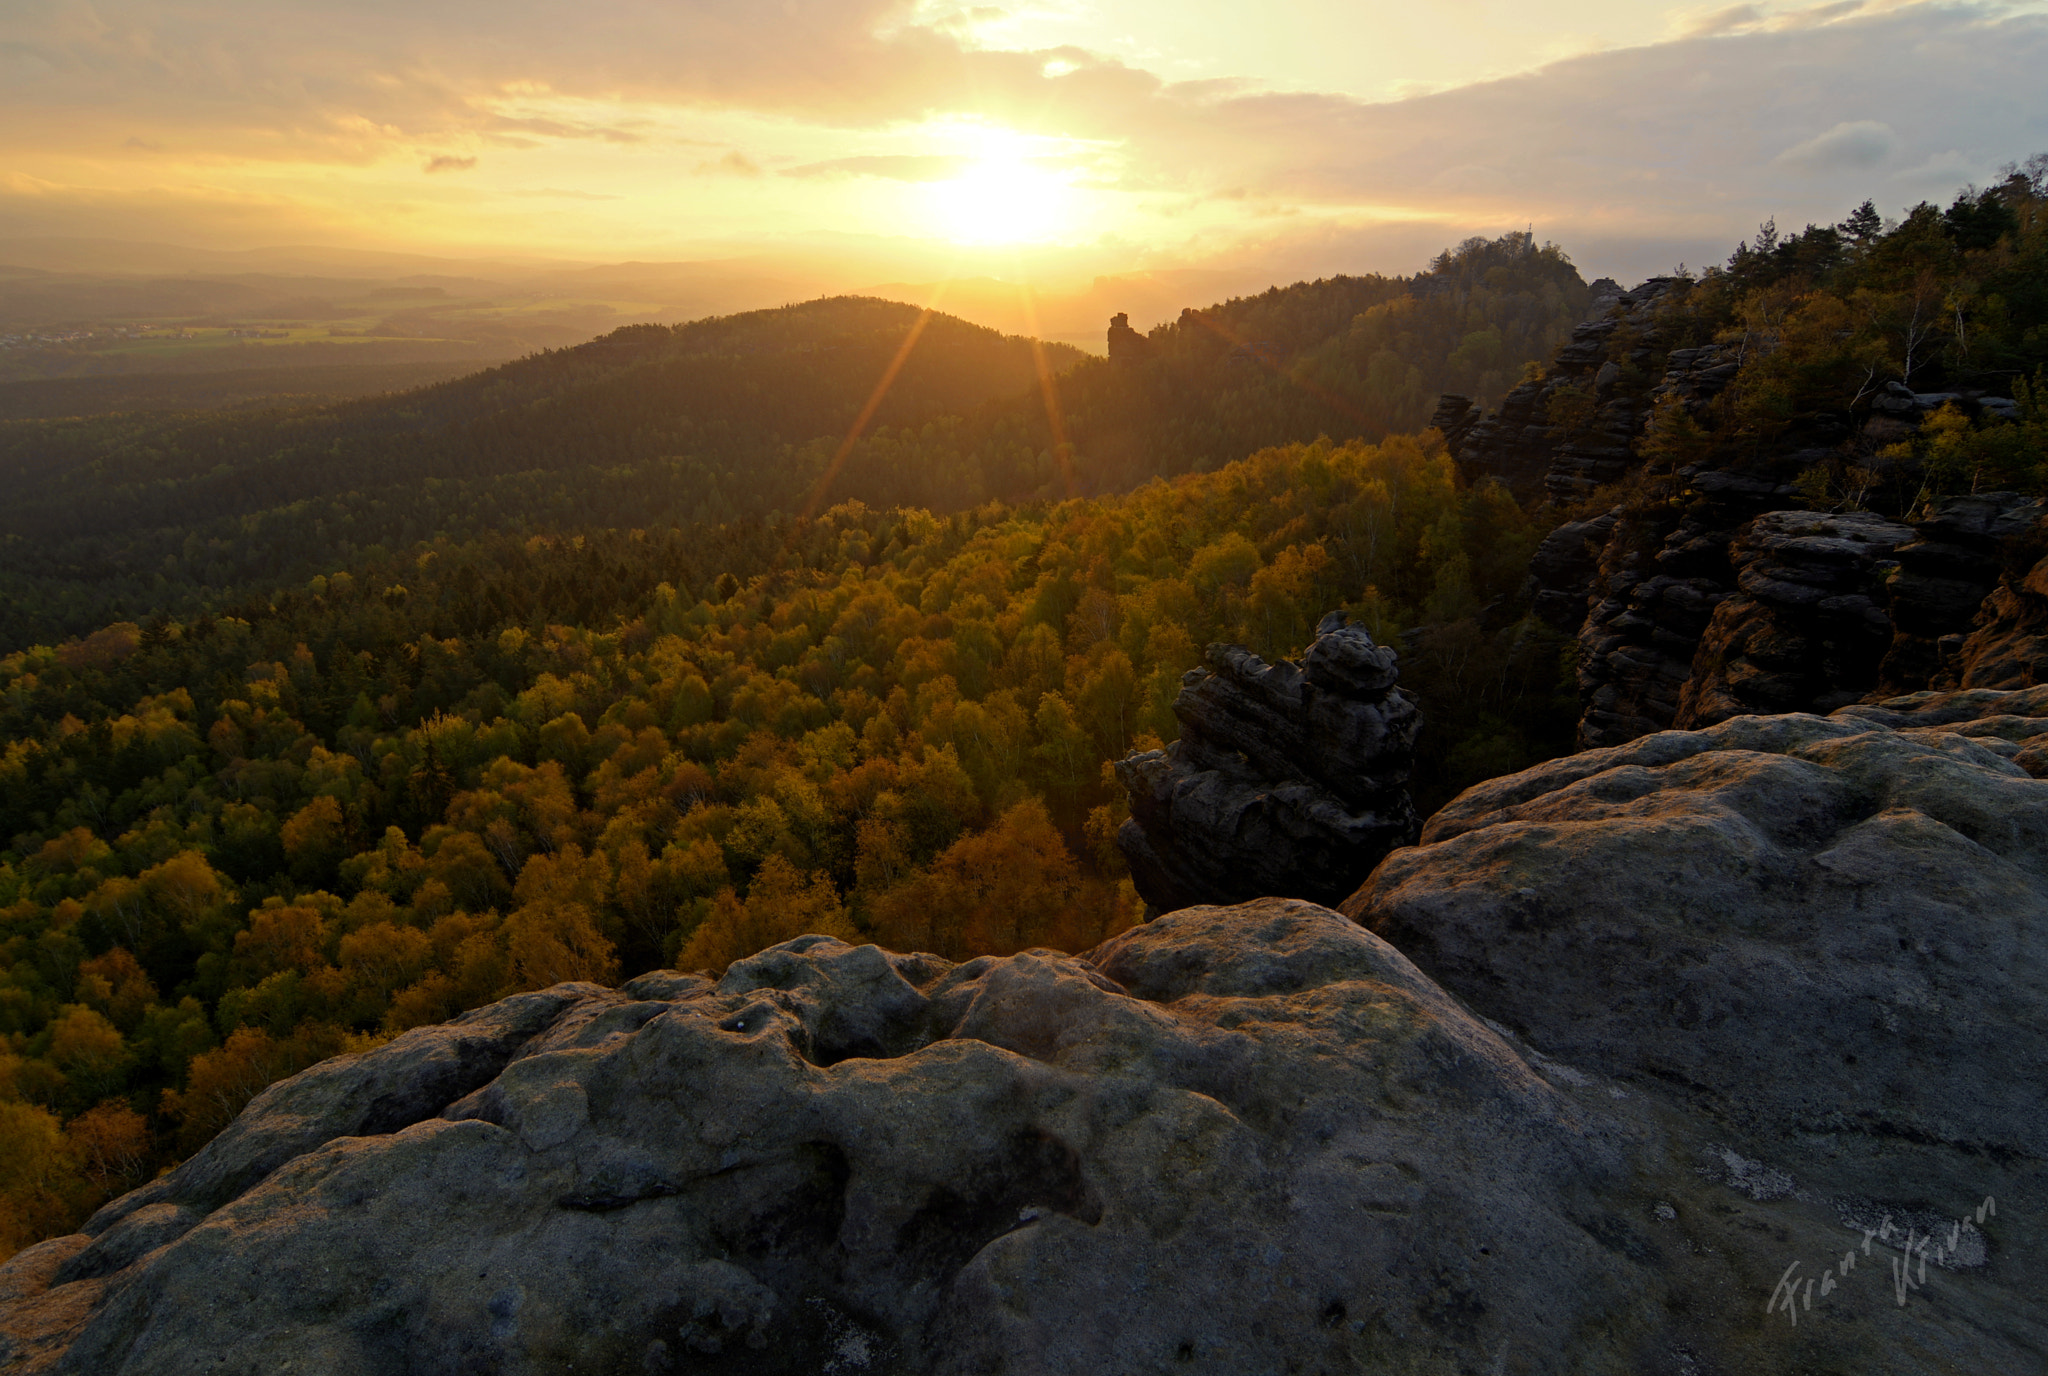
top-left (4, 0), bottom-right (2048, 289)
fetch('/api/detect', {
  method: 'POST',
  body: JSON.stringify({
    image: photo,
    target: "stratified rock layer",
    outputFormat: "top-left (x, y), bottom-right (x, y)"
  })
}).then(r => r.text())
top-left (1115, 612), bottom-right (1420, 912)
top-left (1950, 512), bottom-right (2048, 689)
top-left (1673, 509), bottom-right (1912, 727)
top-left (1874, 492), bottom-right (2041, 692)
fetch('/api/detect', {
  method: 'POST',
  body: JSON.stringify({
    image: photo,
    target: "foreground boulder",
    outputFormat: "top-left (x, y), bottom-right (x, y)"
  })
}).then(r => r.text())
top-left (5, 904), bottom-right (1639, 1375)
top-left (1346, 689), bottom-right (2048, 1372)
top-left (1115, 611), bottom-right (1420, 912)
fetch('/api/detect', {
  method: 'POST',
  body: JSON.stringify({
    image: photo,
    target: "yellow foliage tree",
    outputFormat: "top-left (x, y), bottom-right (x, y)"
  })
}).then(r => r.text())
top-left (46, 1005), bottom-right (128, 1103)
top-left (870, 797), bottom-right (1089, 958)
top-left (678, 853), bottom-right (857, 974)
top-left (504, 843), bottom-right (619, 989)
top-left (233, 905), bottom-right (330, 980)
top-left (279, 795), bottom-right (347, 881)
top-left (0, 1101), bottom-right (82, 1260)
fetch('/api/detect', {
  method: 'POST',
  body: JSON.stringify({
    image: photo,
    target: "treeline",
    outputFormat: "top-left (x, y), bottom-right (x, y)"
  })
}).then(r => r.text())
top-left (1636, 158), bottom-right (2048, 506)
top-left (0, 238), bottom-right (1588, 651)
top-left (0, 432), bottom-right (1571, 1258)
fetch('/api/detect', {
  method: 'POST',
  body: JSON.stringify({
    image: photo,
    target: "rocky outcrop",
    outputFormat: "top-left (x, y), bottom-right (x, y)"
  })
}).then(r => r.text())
top-left (1451, 273), bottom-right (2039, 745)
top-left (1114, 612), bottom-right (1419, 912)
top-left (1523, 508), bottom-right (1619, 630)
top-left (1445, 279), bottom-right (1691, 505)
top-left (1566, 471), bottom-right (1788, 749)
top-left (1106, 311), bottom-right (1151, 364)
top-left (1344, 692), bottom-right (2048, 1373)
top-left (1425, 392), bottom-right (1479, 453)
top-left (1672, 509), bottom-right (1912, 726)
top-left (1874, 492), bottom-right (2042, 692)
top-left (1945, 514), bottom-right (2048, 689)
top-left (0, 905), bottom-right (1665, 1376)
top-left (10, 701), bottom-right (2046, 1375)
top-left (1871, 379), bottom-right (2024, 423)
top-left (1832, 681), bottom-right (2048, 768)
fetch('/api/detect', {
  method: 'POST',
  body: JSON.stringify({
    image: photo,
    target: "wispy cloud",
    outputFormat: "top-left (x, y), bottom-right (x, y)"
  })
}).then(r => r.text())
top-left (423, 154), bottom-right (479, 173)
top-left (1773, 119), bottom-right (1897, 172)
top-left (782, 154), bottom-right (972, 181)
top-left (503, 187), bottom-right (623, 200)
top-left (695, 151), bottom-right (765, 177)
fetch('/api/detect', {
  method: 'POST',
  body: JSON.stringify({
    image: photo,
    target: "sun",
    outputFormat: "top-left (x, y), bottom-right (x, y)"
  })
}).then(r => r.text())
top-left (926, 135), bottom-right (1077, 246)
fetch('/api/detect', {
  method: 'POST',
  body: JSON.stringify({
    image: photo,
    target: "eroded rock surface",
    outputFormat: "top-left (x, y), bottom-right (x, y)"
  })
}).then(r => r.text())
top-left (1115, 612), bottom-right (1420, 912)
top-left (1874, 492), bottom-right (2041, 692)
top-left (1447, 279), bottom-right (1684, 505)
top-left (1346, 695), bottom-right (2048, 1373)
top-left (1949, 513), bottom-right (2048, 690)
top-left (1673, 509), bottom-right (1912, 727)
top-left (6, 904), bottom-right (1646, 1376)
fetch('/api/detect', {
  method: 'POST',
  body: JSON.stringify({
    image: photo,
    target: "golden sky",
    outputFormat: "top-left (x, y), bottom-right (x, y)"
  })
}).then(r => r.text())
top-left (3, 0), bottom-right (2047, 285)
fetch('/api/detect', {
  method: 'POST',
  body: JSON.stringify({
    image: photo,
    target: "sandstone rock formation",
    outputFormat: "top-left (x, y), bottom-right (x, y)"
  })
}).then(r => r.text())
top-left (8, 699), bottom-right (2045, 1375)
top-left (1560, 467), bottom-right (1794, 749)
top-left (1875, 492), bottom-right (2042, 692)
top-left (1672, 509), bottom-right (1912, 726)
top-left (0, 905), bottom-right (1656, 1376)
top-left (1425, 392), bottom-right (1480, 454)
top-left (1106, 311), bottom-right (1151, 364)
top-left (1114, 612), bottom-right (1419, 913)
top-left (1832, 680), bottom-right (2048, 765)
top-left (1444, 278), bottom-right (1693, 506)
top-left (1448, 273), bottom-right (2040, 747)
top-left (1948, 513), bottom-right (2048, 689)
top-left (1345, 690), bottom-right (2048, 1374)
top-left (1522, 508), bottom-right (1618, 630)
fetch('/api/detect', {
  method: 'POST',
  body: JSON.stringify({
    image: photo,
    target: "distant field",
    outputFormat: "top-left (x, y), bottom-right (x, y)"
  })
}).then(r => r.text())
top-left (0, 273), bottom-right (685, 383)
top-left (0, 358), bottom-right (497, 420)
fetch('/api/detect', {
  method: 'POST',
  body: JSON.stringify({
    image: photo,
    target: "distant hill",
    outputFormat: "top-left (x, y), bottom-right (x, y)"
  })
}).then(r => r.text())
top-left (0, 297), bottom-right (1084, 647)
top-left (823, 231), bottom-right (1593, 502)
top-left (0, 236), bottom-right (1589, 646)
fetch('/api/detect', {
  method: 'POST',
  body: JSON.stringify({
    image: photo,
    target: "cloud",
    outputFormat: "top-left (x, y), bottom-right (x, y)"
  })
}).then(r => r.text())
top-left (1889, 148), bottom-right (1986, 187)
top-left (503, 187), bottom-right (623, 200)
top-left (1773, 119), bottom-right (1897, 172)
top-left (1, 0), bottom-right (2043, 282)
top-left (423, 154), bottom-right (479, 173)
top-left (1681, 4), bottom-right (1766, 37)
top-left (782, 154), bottom-right (971, 181)
top-left (485, 115), bottom-right (648, 145)
top-left (695, 151), bottom-right (765, 177)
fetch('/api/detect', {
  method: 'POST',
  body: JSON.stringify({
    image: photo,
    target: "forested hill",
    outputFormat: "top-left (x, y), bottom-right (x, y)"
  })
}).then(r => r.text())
top-left (0, 235), bottom-right (1588, 650)
top-left (0, 299), bottom-right (1082, 650)
top-left (823, 231), bottom-right (1593, 500)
